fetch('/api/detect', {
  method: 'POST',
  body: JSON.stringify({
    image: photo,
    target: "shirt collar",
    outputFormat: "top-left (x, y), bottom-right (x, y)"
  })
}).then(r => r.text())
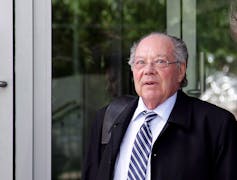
top-left (132, 92), bottom-right (177, 121)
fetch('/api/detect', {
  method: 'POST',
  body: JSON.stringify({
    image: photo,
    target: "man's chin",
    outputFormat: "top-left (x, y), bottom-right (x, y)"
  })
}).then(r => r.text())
top-left (142, 93), bottom-right (162, 102)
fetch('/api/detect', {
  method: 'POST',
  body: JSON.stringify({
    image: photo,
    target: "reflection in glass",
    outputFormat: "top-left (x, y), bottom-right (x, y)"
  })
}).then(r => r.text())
top-left (201, 72), bottom-right (237, 117)
top-left (196, 0), bottom-right (237, 118)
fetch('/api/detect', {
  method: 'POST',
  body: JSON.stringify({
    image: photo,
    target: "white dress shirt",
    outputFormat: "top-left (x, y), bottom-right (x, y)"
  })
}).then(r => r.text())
top-left (113, 92), bottom-right (177, 180)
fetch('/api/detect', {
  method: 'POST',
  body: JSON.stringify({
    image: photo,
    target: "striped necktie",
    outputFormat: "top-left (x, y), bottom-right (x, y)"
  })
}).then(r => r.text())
top-left (127, 111), bottom-right (157, 180)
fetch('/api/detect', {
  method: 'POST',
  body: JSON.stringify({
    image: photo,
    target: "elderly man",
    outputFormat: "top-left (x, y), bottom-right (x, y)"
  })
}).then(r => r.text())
top-left (83, 32), bottom-right (237, 180)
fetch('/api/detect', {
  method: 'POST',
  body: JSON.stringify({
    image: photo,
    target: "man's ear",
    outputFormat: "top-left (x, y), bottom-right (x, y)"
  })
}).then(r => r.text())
top-left (178, 62), bottom-right (186, 83)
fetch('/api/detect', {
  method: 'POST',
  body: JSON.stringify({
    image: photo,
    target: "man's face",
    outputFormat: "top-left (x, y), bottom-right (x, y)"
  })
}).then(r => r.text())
top-left (132, 34), bottom-right (186, 108)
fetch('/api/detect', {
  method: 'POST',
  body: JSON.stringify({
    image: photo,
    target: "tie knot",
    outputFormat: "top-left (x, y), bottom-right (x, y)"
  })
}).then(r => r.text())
top-left (143, 111), bottom-right (157, 122)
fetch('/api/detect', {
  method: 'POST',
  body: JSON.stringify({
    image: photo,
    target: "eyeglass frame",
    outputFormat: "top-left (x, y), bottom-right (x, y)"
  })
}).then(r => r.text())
top-left (132, 59), bottom-right (180, 69)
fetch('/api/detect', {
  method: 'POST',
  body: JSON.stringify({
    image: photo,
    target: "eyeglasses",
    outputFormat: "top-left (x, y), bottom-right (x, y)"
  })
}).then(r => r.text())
top-left (133, 59), bottom-right (180, 69)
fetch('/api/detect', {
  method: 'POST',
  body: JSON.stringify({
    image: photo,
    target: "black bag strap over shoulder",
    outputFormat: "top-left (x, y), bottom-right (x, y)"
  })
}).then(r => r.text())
top-left (101, 95), bottom-right (136, 144)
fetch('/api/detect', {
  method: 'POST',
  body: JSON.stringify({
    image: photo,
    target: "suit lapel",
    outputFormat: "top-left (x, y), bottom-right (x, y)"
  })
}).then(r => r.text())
top-left (168, 90), bottom-right (192, 128)
top-left (158, 90), bottom-right (192, 139)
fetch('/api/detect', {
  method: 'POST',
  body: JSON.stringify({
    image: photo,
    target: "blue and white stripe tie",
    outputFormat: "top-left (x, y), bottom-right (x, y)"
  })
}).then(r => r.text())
top-left (127, 111), bottom-right (157, 180)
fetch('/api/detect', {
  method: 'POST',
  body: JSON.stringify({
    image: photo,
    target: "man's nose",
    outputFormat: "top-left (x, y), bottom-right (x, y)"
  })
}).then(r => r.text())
top-left (144, 62), bottom-right (156, 74)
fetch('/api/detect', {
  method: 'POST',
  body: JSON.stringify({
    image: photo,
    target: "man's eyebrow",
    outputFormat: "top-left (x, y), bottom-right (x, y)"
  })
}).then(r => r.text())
top-left (154, 54), bottom-right (168, 58)
top-left (134, 56), bottom-right (145, 60)
top-left (135, 54), bottom-right (168, 58)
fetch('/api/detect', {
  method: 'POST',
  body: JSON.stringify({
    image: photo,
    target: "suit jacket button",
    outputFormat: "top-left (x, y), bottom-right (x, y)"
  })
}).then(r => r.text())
top-left (153, 153), bottom-right (157, 157)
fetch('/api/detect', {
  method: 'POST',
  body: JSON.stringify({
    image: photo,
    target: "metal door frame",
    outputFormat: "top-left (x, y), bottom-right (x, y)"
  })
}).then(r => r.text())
top-left (15, 0), bottom-right (51, 179)
top-left (0, 0), bottom-right (13, 179)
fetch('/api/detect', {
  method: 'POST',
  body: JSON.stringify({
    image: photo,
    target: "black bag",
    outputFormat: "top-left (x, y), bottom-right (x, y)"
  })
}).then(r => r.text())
top-left (101, 95), bottom-right (136, 144)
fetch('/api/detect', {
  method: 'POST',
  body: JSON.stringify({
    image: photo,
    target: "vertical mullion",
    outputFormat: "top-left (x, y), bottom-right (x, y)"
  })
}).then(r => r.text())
top-left (182, 0), bottom-right (197, 91)
top-left (33, 0), bottom-right (51, 179)
top-left (166, 0), bottom-right (181, 38)
top-left (15, 0), bottom-right (34, 179)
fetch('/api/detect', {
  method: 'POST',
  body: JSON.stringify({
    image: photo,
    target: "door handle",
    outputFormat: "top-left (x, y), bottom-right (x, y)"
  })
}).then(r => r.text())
top-left (0, 81), bottom-right (7, 87)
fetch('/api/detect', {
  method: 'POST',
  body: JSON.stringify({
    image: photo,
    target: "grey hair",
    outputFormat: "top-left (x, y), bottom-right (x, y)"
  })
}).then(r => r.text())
top-left (128, 32), bottom-right (188, 87)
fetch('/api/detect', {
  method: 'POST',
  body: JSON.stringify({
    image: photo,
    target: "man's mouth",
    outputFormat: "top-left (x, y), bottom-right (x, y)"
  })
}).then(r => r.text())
top-left (143, 81), bottom-right (157, 86)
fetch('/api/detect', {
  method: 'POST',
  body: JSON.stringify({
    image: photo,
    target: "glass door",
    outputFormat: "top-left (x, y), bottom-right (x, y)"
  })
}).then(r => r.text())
top-left (169, 0), bottom-right (237, 118)
top-left (52, 0), bottom-right (166, 179)
top-left (52, 0), bottom-right (237, 179)
top-left (196, 0), bottom-right (237, 118)
top-left (0, 0), bottom-right (14, 179)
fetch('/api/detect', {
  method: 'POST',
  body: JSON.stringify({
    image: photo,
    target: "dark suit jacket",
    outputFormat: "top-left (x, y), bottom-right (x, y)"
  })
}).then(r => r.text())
top-left (83, 90), bottom-right (237, 180)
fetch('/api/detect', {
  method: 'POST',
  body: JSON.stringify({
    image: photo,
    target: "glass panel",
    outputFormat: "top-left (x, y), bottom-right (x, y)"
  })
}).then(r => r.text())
top-left (197, 0), bottom-right (237, 118)
top-left (52, 0), bottom-right (166, 179)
